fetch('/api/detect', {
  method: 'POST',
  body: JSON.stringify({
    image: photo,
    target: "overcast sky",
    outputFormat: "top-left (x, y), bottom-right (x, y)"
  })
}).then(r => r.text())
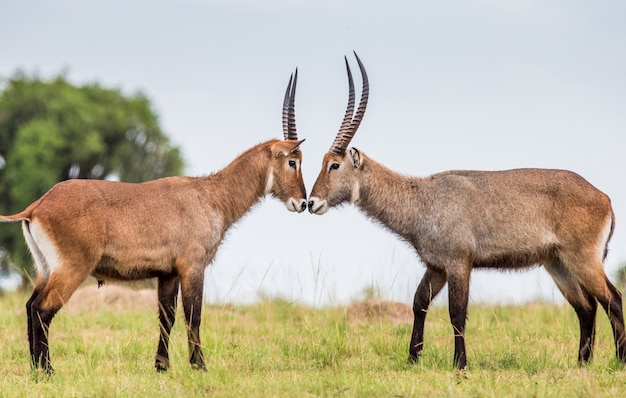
top-left (2, 0), bottom-right (625, 306)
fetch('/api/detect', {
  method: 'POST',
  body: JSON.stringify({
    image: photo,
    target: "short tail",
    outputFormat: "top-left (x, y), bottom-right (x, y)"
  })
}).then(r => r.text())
top-left (603, 209), bottom-right (616, 261)
top-left (0, 198), bottom-right (42, 222)
top-left (0, 210), bottom-right (32, 223)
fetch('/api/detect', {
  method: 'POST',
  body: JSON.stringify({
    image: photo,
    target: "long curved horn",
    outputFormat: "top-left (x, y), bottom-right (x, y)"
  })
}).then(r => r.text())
top-left (329, 58), bottom-right (355, 154)
top-left (282, 68), bottom-right (298, 141)
top-left (329, 51), bottom-right (369, 155)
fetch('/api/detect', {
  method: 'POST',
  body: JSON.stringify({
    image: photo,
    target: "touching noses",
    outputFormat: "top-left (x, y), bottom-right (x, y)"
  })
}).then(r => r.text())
top-left (307, 197), bottom-right (326, 215)
top-left (289, 197), bottom-right (308, 213)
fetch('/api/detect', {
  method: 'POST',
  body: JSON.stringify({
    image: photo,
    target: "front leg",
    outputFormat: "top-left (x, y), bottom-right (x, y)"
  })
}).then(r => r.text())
top-left (409, 267), bottom-right (447, 364)
top-left (180, 268), bottom-right (207, 371)
top-left (447, 266), bottom-right (471, 370)
top-left (155, 275), bottom-right (180, 372)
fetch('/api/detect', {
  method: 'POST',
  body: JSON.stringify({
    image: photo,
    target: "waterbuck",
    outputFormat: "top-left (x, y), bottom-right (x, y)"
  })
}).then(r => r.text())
top-left (308, 53), bottom-right (626, 369)
top-left (0, 70), bottom-right (308, 374)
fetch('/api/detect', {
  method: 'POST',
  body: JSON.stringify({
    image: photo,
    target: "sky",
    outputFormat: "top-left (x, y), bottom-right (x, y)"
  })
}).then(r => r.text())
top-left (1, 0), bottom-right (625, 306)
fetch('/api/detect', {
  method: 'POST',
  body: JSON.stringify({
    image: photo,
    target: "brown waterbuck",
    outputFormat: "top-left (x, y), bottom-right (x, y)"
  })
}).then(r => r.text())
top-left (308, 53), bottom-right (626, 369)
top-left (0, 70), bottom-right (308, 374)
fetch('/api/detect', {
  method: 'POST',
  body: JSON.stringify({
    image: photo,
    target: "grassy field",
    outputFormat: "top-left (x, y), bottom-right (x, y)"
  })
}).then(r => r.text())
top-left (1, 291), bottom-right (626, 397)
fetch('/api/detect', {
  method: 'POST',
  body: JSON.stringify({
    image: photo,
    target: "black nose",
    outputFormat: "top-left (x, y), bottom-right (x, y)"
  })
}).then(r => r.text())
top-left (307, 200), bottom-right (314, 211)
top-left (300, 201), bottom-right (307, 212)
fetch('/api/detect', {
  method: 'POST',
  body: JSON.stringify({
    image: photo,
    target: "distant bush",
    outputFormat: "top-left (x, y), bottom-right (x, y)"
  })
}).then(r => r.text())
top-left (615, 261), bottom-right (626, 292)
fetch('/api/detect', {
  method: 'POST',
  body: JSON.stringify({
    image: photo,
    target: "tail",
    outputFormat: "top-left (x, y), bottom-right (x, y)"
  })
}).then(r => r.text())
top-left (0, 209), bottom-right (32, 223)
top-left (603, 208), bottom-right (616, 261)
top-left (0, 197), bottom-right (44, 223)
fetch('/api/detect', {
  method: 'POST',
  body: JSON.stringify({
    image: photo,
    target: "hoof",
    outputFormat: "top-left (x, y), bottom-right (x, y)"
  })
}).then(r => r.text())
top-left (155, 364), bottom-right (169, 373)
top-left (155, 357), bottom-right (170, 372)
top-left (191, 362), bottom-right (207, 372)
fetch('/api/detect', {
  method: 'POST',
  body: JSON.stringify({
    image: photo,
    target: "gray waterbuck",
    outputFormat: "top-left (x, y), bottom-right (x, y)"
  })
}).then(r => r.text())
top-left (308, 53), bottom-right (625, 370)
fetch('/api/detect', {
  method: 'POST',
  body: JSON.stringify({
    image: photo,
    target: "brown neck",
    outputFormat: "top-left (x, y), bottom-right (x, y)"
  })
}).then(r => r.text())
top-left (199, 140), bottom-right (275, 228)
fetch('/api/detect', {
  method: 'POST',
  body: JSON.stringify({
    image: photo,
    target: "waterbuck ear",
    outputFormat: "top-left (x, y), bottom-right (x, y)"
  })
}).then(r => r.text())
top-left (272, 139), bottom-right (305, 157)
top-left (289, 138), bottom-right (305, 153)
top-left (348, 147), bottom-right (361, 168)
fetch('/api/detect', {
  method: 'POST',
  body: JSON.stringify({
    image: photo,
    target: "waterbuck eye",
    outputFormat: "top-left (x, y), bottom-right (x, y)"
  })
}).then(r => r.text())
top-left (288, 160), bottom-right (297, 169)
top-left (329, 163), bottom-right (340, 171)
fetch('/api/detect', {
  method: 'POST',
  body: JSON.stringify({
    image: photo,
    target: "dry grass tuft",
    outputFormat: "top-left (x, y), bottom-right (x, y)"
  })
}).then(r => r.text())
top-left (346, 298), bottom-right (412, 326)
top-left (64, 283), bottom-right (157, 314)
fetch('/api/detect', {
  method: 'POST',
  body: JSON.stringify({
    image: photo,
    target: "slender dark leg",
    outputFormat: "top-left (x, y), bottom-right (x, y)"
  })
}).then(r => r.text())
top-left (155, 275), bottom-right (180, 372)
top-left (180, 270), bottom-right (206, 370)
top-left (28, 268), bottom-right (87, 374)
top-left (30, 301), bottom-right (58, 374)
top-left (26, 287), bottom-right (43, 368)
top-left (550, 259), bottom-right (626, 364)
top-left (544, 260), bottom-right (602, 364)
top-left (574, 289), bottom-right (598, 364)
top-left (409, 267), bottom-right (447, 363)
top-left (596, 279), bottom-right (626, 363)
top-left (447, 267), bottom-right (470, 370)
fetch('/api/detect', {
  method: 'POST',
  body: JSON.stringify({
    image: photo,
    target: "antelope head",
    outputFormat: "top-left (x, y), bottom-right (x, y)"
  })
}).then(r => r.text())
top-left (271, 69), bottom-right (308, 213)
top-left (308, 52), bottom-right (369, 215)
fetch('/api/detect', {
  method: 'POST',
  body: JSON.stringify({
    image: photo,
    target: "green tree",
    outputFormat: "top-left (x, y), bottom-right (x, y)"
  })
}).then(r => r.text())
top-left (0, 72), bottom-right (184, 281)
top-left (616, 261), bottom-right (626, 292)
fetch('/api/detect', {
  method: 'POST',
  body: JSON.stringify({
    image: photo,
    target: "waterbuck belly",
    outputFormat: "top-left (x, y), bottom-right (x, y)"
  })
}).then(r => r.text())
top-left (472, 245), bottom-right (557, 270)
top-left (93, 255), bottom-right (174, 281)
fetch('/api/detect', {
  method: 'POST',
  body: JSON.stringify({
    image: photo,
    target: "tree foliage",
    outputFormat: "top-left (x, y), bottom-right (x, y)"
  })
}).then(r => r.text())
top-left (0, 72), bottom-right (184, 278)
top-left (616, 261), bottom-right (626, 292)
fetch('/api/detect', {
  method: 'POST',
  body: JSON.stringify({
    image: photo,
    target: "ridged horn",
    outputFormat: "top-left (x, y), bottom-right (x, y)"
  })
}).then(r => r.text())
top-left (330, 51), bottom-right (369, 155)
top-left (282, 68), bottom-right (298, 141)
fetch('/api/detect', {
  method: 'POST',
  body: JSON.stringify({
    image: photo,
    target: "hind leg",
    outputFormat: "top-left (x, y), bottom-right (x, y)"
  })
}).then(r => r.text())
top-left (575, 289), bottom-right (598, 363)
top-left (596, 277), bottom-right (626, 362)
top-left (26, 281), bottom-right (45, 368)
top-left (22, 222), bottom-right (49, 367)
top-left (545, 261), bottom-right (597, 363)
top-left (579, 275), bottom-right (626, 362)
top-left (557, 251), bottom-right (626, 364)
top-left (30, 267), bottom-right (89, 373)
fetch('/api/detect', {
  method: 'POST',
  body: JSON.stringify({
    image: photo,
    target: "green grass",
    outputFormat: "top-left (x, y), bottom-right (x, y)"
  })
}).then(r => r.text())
top-left (1, 292), bottom-right (626, 397)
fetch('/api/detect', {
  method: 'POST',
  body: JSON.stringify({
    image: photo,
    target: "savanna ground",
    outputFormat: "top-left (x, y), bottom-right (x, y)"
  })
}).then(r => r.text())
top-left (1, 285), bottom-right (626, 397)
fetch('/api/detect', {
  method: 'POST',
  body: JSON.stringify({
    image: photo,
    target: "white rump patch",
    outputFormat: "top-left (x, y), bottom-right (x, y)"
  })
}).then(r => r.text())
top-left (28, 221), bottom-right (62, 277)
top-left (596, 214), bottom-right (613, 260)
top-left (264, 170), bottom-right (274, 195)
